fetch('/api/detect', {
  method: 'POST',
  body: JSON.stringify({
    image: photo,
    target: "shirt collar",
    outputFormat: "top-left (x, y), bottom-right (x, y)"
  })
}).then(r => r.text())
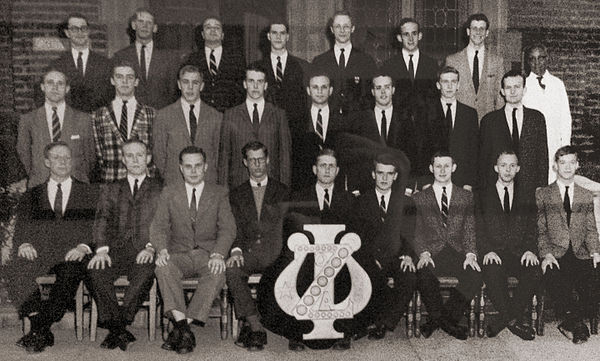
top-left (48, 176), bottom-right (72, 189)
top-left (127, 174), bottom-right (146, 188)
top-left (249, 177), bottom-right (268, 187)
top-left (181, 98), bottom-right (201, 109)
top-left (71, 47), bottom-right (89, 58)
top-left (271, 51), bottom-right (288, 62)
top-left (114, 97), bottom-right (137, 108)
top-left (246, 98), bottom-right (265, 109)
top-left (136, 40), bottom-right (153, 52)
top-left (185, 181), bottom-right (205, 200)
top-left (45, 101), bottom-right (66, 114)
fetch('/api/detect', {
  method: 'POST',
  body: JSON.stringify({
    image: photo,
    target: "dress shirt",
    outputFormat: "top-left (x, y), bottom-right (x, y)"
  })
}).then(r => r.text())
top-left (334, 43), bottom-right (352, 67)
top-left (374, 105), bottom-right (393, 136)
top-left (245, 98), bottom-right (265, 123)
top-left (249, 176), bottom-right (268, 188)
top-left (204, 45), bottom-right (223, 69)
top-left (375, 189), bottom-right (391, 212)
top-left (135, 41), bottom-right (153, 78)
top-left (440, 99), bottom-right (457, 128)
top-left (127, 174), bottom-right (147, 195)
top-left (402, 48), bottom-right (420, 77)
top-left (48, 177), bottom-right (72, 214)
top-left (70, 47), bottom-right (89, 74)
top-left (466, 44), bottom-right (485, 81)
top-left (556, 180), bottom-right (574, 208)
top-left (44, 102), bottom-right (66, 137)
top-left (112, 97), bottom-right (138, 136)
top-left (311, 104), bottom-right (330, 139)
top-left (270, 51), bottom-right (288, 76)
top-left (315, 183), bottom-right (334, 211)
top-left (185, 181), bottom-right (205, 209)
top-left (504, 104), bottom-right (523, 137)
top-left (180, 98), bottom-right (201, 135)
top-left (432, 182), bottom-right (453, 212)
top-left (495, 180), bottom-right (514, 211)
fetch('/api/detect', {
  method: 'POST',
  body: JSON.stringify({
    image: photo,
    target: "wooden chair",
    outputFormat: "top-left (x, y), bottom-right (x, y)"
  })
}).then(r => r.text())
top-left (22, 275), bottom-right (84, 341)
top-left (230, 273), bottom-right (262, 340)
top-left (535, 290), bottom-right (598, 336)
top-left (89, 276), bottom-right (158, 341)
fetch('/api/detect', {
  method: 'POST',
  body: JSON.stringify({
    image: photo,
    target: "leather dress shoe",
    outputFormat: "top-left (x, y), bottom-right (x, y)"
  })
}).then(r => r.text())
top-left (176, 328), bottom-right (196, 354)
top-left (572, 322), bottom-right (590, 344)
top-left (121, 329), bottom-right (136, 343)
top-left (368, 324), bottom-right (387, 340)
top-left (507, 322), bottom-right (535, 341)
top-left (288, 339), bottom-right (305, 351)
top-left (332, 336), bottom-right (351, 350)
top-left (352, 327), bottom-right (369, 341)
top-left (420, 319), bottom-right (440, 339)
top-left (16, 332), bottom-right (37, 348)
top-left (590, 317), bottom-right (598, 335)
top-left (25, 330), bottom-right (54, 353)
top-left (100, 332), bottom-right (121, 349)
top-left (247, 331), bottom-right (265, 351)
top-left (235, 325), bottom-right (251, 348)
top-left (557, 319), bottom-right (575, 341)
top-left (161, 327), bottom-right (181, 351)
top-left (486, 320), bottom-right (506, 338)
top-left (440, 318), bottom-right (468, 340)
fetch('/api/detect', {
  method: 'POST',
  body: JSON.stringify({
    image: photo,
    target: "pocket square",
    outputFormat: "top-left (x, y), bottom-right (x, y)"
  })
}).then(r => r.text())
top-left (70, 134), bottom-right (81, 140)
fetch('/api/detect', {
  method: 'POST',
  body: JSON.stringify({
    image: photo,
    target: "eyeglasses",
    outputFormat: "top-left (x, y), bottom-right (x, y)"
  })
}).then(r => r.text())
top-left (68, 26), bottom-right (89, 33)
top-left (247, 157), bottom-right (267, 165)
top-left (333, 25), bottom-right (352, 31)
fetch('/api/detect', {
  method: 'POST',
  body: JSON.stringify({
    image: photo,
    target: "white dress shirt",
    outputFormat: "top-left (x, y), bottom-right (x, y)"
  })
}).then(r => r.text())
top-left (127, 174), bottom-right (147, 195)
top-left (311, 105), bottom-right (330, 139)
top-left (249, 177), bottom-right (268, 187)
top-left (185, 181), bottom-right (205, 209)
top-left (135, 41), bottom-right (153, 78)
top-left (402, 48), bottom-right (420, 76)
top-left (334, 43), bottom-right (352, 67)
top-left (112, 97), bottom-right (138, 137)
top-left (205, 45), bottom-right (223, 69)
top-left (44, 101), bottom-right (66, 137)
top-left (374, 105), bottom-right (393, 136)
top-left (441, 99), bottom-right (457, 128)
top-left (180, 98), bottom-right (201, 135)
top-left (375, 189), bottom-right (391, 212)
top-left (48, 177), bottom-right (72, 214)
top-left (495, 181), bottom-right (514, 211)
top-left (70, 47), bottom-right (89, 75)
top-left (432, 182), bottom-right (453, 211)
top-left (316, 183), bottom-right (334, 211)
top-left (466, 44), bottom-right (485, 81)
top-left (245, 98), bottom-right (265, 123)
top-left (270, 51), bottom-right (288, 76)
top-left (504, 104), bottom-right (523, 137)
top-left (556, 179), bottom-right (574, 208)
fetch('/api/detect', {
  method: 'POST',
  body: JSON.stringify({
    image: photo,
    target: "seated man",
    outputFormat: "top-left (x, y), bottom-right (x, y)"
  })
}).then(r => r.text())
top-left (537, 146), bottom-right (600, 344)
top-left (478, 150), bottom-right (539, 340)
top-left (354, 153), bottom-right (416, 339)
top-left (226, 141), bottom-right (289, 351)
top-left (152, 146), bottom-right (236, 354)
top-left (5, 141), bottom-right (97, 353)
top-left (413, 151), bottom-right (482, 340)
top-left (87, 139), bottom-right (161, 350)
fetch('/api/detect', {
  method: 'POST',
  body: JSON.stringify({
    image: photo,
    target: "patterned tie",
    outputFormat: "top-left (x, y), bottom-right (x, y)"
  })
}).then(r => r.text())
top-left (51, 106), bottom-right (61, 142)
top-left (209, 49), bottom-right (218, 76)
top-left (140, 45), bottom-right (147, 81)
top-left (473, 50), bottom-right (480, 93)
top-left (323, 188), bottom-right (330, 210)
top-left (54, 183), bottom-right (63, 218)
top-left (537, 76), bottom-right (546, 90)
top-left (512, 108), bottom-right (520, 154)
top-left (445, 103), bottom-right (453, 134)
top-left (381, 110), bottom-right (387, 143)
top-left (564, 186), bottom-right (571, 227)
top-left (339, 48), bottom-right (346, 70)
top-left (119, 100), bottom-right (128, 140)
top-left (276, 56), bottom-right (283, 82)
top-left (316, 109), bottom-right (324, 144)
top-left (503, 186), bottom-right (510, 214)
top-left (441, 186), bottom-right (449, 227)
top-left (379, 194), bottom-right (386, 222)
top-left (133, 178), bottom-right (139, 198)
top-left (408, 54), bottom-right (415, 83)
top-left (190, 187), bottom-right (198, 214)
top-left (252, 103), bottom-right (260, 133)
top-left (189, 104), bottom-right (197, 143)
top-left (77, 51), bottom-right (84, 77)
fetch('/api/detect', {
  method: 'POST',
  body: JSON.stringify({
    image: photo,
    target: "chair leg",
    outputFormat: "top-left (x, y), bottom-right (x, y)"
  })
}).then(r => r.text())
top-left (537, 294), bottom-right (545, 336)
top-left (231, 305), bottom-right (239, 340)
top-left (531, 294), bottom-right (538, 333)
top-left (148, 279), bottom-right (157, 341)
top-left (90, 299), bottom-right (97, 342)
top-left (23, 317), bottom-right (31, 335)
top-left (414, 291), bottom-right (421, 338)
top-left (220, 287), bottom-right (228, 340)
top-left (478, 286), bottom-right (486, 338)
top-left (76, 282), bottom-right (84, 341)
top-left (469, 296), bottom-right (476, 338)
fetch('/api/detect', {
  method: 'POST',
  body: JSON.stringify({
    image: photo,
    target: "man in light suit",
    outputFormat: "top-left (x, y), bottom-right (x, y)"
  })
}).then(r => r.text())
top-left (226, 141), bottom-right (288, 351)
top-left (445, 13), bottom-right (504, 121)
top-left (112, 8), bottom-right (177, 110)
top-left (87, 140), bottom-right (160, 351)
top-left (18, 69), bottom-right (96, 189)
top-left (92, 61), bottom-right (155, 182)
top-left (537, 146), bottom-right (600, 344)
top-left (152, 146), bottom-right (236, 354)
top-left (218, 64), bottom-right (292, 189)
top-left (154, 65), bottom-right (222, 185)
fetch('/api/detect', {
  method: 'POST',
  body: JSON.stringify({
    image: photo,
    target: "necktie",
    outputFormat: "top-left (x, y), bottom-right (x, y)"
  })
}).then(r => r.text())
top-left (316, 109), bottom-right (324, 143)
top-left (54, 183), bottom-right (63, 217)
top-left (189, 104), bottom-right (197, 143)
top-left (140, 45), bottom-right (147, 81)
top-left (537, 76), bottom-right (546, 90)
top-left (445, 103), bottom-right (453, 134)
top-left (441, 186), bottom-right (449, 227)
top-left (51, 106), bottom-right (61, 142)
top-left (133, 178), bottom-right (139, 198)
top-left (190, 187), bottom-right (197, 214)
top-left (473, 50), bottom-right (480, 93)
top-left (252, 103), bottom-right (260, 133)
top-left (119, 100), bottom-right (128, 140)
top-left (77, 51), bottom-right (84, 77)
top-left (503, 186), bottom-right (510, 214)
top-left (276, 56), bottom-right (283, 82)
top-left (257, 182), bottom-right (261, 187)
top-left (380, 194), bottom-right (386, 222)
top-left (564, 186), bottom-right (571, 227)
top-left (339, 48), bottom-right (346, 70)
top-left (209, 49), bottom-right (218, 76)
top-left (323, 188), bottom-right (330, 210)
top-left (381, 110), bottom-right (387, 142)
top-left (512, 108), bottom-right (519, 154)
top-left (408, 54), bottom-right (415, 83)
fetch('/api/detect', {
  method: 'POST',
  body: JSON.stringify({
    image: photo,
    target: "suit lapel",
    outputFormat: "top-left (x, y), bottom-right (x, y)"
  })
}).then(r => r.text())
top-left (36, 108), bottom-right (52, 143)
top-left (423, 188), bottom-right (445, 239)
top-left (570, 184), bottom-right (585, 231)
top-left (550, 183), bottom-right (569, 227)
top-left (61, 106), bottom-right (75, 141)
top-left (242, 182), bottom-right (259, 222)
top-left (196, 183), bottom-right (214, 217)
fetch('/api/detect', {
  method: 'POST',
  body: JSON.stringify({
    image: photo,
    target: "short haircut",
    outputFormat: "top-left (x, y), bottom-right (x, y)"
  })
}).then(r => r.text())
top-left (269, 21), bottom-right (289, 33)
top-left (134, 7), bottom-right (155, 22)
top-left (331, 10), bottom-right (353, 24)
top-left (466, 13), bottom-right (490, 29)
top-left (241, 141), bottom-right (268, 159)
top-left (44, 141), bottom-right (70, 159)
top-left (501, 69), bottom-right (526, 88)
top-left (202, 17), bottom-right (222, 27)
top-left (305, 67), bottom-right (331, 87)
top-left (178, 64), bottom-right (203, 81)
top-left (41, 67), bottom-right (69, 86)
top-left (397, 18), bottom-right (420, 34)
top-left (121, 139), bottom-right (149, 153)
top-left (314, 148), bottom-right (337, 165)
top-left (526, 43), bottom-right (548, 59)
top-left (437, 66), bottom-right (460, 81)
top-left (430, 150), bottom-right (454, 165)
top-left (112, 60), bottom-right (138, 79)
top-left (371, 73), bottom-right (393, 88)
top-left (179, 145), bottom-right (206, 164)
top-left (554, 145), bottom-right (578, 162)
top-left (246, 63), bottom-right (268, 78)
top-left (373, 153), bottom-right (397, 172)
top-left (495, 149), bottom-right (518, 164)
top-left (66, 13), bottom-right (89, 26)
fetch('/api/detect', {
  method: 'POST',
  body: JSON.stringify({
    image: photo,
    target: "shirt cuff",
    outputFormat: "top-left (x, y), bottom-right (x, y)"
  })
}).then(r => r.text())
top-left (18, 243), bottom-right (32, 250)
top-left (96, 246), bottom-right (109, 254)
top-left (231, 247), bottom-right (242, 255)
top-left (78, 243), bottom-right (92, 254)
top-left (466, 252), bottom-right (476, 259)
top-left (420, 251), bottom-right (431, 258)
top-left (210, 252), bottom-right (224, 259)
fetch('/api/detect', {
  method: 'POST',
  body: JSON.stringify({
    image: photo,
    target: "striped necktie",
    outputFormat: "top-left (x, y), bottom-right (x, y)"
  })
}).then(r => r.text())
top-left (119, 100), bottom-right (128, 140)
top-left (209, 49), bottom-right (218, 76)
top-left (51, 106), bottom-right (61, 142)
top-left (316, 109), bottom-right (324, 144)
top-left (275, 56), bottom-right (283, 82)
top-left (441, 186), bottom-right (449, 227)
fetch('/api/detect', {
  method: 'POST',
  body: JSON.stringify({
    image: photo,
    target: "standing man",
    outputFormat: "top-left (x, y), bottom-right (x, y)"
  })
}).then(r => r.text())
top-left (184, 17), bottom-right (246, 113)
top-left (154, 65), bottom-right (222, 185)
top-left (152, 146), bottom-right (236, 354)
top-left (537, 146), bottom-right (600, 344)
top-left (522, 44), bottom-right (572, 184)
top-left (312, 11), bottom-right (377, 116)
top-left (87, 140), bottom-right (160, 351)
top-left (227, 141), bottom-right (289, 351)
top-left (18, 69), bottom-right (96, 189)
top-left (218, 64), bottom-right (292, 189)
top-left (445, 13), bottom-right (505, 121)
top-left (92, 61), bottom-right (155, 182)
top-left (113, 8), bottom-right (177, 110)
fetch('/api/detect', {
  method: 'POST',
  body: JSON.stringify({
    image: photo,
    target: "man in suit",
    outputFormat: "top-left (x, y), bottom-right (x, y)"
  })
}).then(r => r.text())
top-left (87, 140), bottom-right (160, 350)
top-left (92, 61), bottom-right (155, 182)
top-left (226, 141), bottom-right (289, 351)
top-left (537, 146), bottom-right (600, 344)
top-left (112, 8), bottom-right (177, 110)
top-left (414, 151), bottom-right (482, 340)
top-left (184, 17), bottom-right (246, 113)
top-left (479, 70), bottom-right (548, 205)
top-left (381, 18), bottom-right (439, 121)
top-left (152, 146), bottom-right (236, 354)
top-left (154, 65), bottom-right (222, 185)
top-left (218, 64), bottom-right (292, 189)
top-left (354, 153), bottom-right (416, 340)
top-left (478, 150), bottom-right (538, 340)
top-left (312, 11), bottom-right (377, 116)
top-left (18, 69), bottom-right (96, 189)
top-left (420, 66), bottom-right (479, 190)
top-left (6, 142), bottom-right (97, 353)
top-left (445, 13), bottom-right (505, 121)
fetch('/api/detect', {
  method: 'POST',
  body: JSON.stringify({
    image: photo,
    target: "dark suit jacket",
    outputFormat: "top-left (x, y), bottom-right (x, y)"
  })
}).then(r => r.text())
top-left (17, 105), bottom-right (96, 188)
top-left (93, 177), bottom-right (162, 258)
top-left (150, 182), bottom-right (236, 257)
top-left (154, 99), bottom-right (222, 185)
top-left (184, 47), bottom-right (246, 112)
top-left (413, 185), bottom-right (476, 257)
top-left (229, 179), bottom-right (289, 266)
top-left (312, 48), bottom-right (377, 115)
top-left (479, 106), bottom-right (548, 199)
top-left (112, 45), bottom-right (177, 109)
top-left (354, 189), bottom-right (416, 267)
top-left (219, 102), bottom-right (292, 189)
top-left (421, 100), bottom-right (479, 188)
